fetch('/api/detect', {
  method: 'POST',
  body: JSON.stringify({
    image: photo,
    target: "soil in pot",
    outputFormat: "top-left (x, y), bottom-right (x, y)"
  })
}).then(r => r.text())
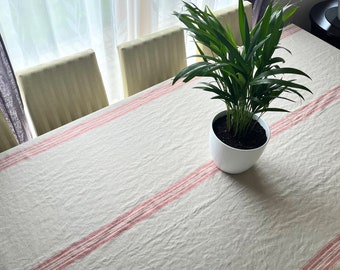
top-left (213, 114), bottom-right (267, 150)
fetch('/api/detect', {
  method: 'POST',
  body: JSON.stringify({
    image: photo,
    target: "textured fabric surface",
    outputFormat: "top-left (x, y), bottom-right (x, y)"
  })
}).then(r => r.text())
top-left (0, 25), bottom-right (339, 270)
top-left (0, 34), bottom-right (32, 143)
top-left (117, 26), bottom-right (187, 97)
top-left (16, 49), bottom-right (109, 136)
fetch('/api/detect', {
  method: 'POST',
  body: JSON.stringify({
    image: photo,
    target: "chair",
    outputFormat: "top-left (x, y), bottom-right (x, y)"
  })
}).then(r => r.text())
top-left (117, 26), bottom-right (187, 97)
top-left (16, 49), bottom-right (109, 136)
top-left (198, 1), bottom-right (253, 58)
top-left (0, 111), bottom-right (18, 152)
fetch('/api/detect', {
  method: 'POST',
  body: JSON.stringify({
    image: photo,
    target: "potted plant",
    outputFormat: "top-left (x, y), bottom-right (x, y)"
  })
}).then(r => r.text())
top-left (173, 0), bottom-right (312, 174)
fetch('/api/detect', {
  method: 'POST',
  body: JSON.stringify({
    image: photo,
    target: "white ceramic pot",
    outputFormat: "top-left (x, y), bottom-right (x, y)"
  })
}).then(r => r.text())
top-left (209, 111), bottom-right (270, 174)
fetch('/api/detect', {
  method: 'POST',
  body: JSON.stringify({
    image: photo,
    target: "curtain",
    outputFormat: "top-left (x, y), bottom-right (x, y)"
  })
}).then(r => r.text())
top-left (0, 33), bottom-right (32, 143)
top-left (0, 0), bottom-right (238, 104)
top-left (251, 0), bottom-right (270, 26)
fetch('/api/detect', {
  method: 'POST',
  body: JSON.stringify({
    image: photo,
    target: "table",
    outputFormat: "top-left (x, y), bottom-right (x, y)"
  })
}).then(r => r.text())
top-left (310, 0), bottom-right (340, 49)
top-left (1, 25), bottom-right (339, 270)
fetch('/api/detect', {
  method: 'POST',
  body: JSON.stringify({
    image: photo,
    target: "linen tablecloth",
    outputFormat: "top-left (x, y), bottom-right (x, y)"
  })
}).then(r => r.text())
top-left (0, 25), bottom-right (339, 269)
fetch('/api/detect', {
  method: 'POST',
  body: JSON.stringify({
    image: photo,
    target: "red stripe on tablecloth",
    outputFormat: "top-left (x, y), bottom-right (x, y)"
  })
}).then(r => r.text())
top-left (281, 24), bottom-right (302, 40)
top-left (301, 234), bottom-right (340, 270)
top-left (271, 86), bottom-right (340, 139)
top-left (312, 240), bottom-right (340, 270)
top-left (322, 252), bottom-right (340, 270)
top-left (0, 78), bottom-right (190, 172)
top-left (33, 161), bottom-right (218, 270)
top-left (33, 85), bottom-right (340, 269)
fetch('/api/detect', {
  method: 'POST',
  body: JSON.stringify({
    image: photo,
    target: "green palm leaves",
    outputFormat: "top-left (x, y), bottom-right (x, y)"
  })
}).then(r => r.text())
top-left (173, 0), bottom-right (311, 138)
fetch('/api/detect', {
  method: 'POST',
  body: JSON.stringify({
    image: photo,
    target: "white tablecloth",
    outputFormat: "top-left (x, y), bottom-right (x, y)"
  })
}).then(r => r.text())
top-left (1, 25), bottom-right (339, 270)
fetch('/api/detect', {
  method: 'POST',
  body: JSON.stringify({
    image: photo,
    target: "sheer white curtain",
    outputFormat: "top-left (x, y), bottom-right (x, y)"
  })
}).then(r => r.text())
top-left (0, 0), bottom-right (237, 103)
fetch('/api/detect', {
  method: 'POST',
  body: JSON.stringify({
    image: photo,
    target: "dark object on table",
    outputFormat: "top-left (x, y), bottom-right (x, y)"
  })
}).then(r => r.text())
top-left (310, 0), bottom-right (340, 49)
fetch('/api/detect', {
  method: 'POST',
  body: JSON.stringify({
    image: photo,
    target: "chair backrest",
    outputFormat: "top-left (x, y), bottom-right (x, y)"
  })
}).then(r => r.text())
top-left (198, 1), bottom-right (253, 58)
top-left (117, 26), bottom-right (187, 97)
top-left (0, 111), bottom-right (18, 153)
top-left (16, 49), bottom-right (109, 135)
